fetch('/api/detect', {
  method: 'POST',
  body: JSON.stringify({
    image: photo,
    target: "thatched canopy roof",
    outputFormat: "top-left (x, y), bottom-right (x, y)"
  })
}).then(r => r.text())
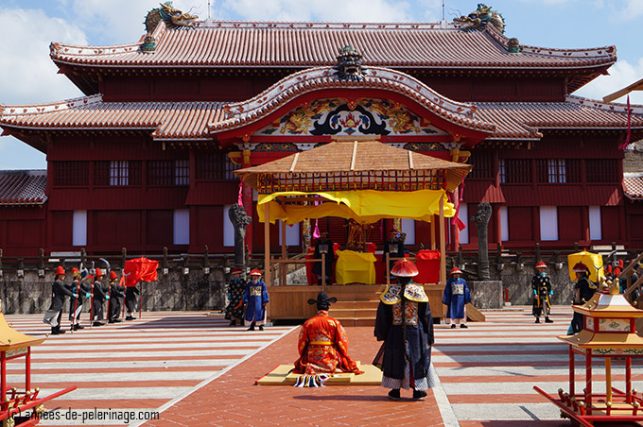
top-left (235, 139), bottom-right (471, 193)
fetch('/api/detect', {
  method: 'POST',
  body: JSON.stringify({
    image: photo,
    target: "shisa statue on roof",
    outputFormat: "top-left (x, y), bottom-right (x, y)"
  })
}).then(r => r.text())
top-left (294, 292), bottom-right (363, 376)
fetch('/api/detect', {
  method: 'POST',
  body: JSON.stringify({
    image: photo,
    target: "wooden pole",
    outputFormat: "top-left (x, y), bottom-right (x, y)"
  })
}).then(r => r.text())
top-left (430, 215), bottom-right (436, 250)
top-left (264, 204), bottom-right (272, 287)
top-left (439, 195), bottom-right (446, 286)
top-left (385, 252), bottom-right (390, 285)
top-left (605, 357), bottom-right (613, 404)
top-left (321, 253), bottom-right (326, 292)
top-left (280, 222), bottom-right (287, 286)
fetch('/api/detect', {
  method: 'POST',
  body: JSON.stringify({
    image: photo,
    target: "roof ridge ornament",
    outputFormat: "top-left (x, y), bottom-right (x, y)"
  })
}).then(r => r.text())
top-left (453, 3), bottom-right (505, 34)
top-left (334, 45), bottom-right (365, 82)
top-left (142, 1), bottom-right (198, 52)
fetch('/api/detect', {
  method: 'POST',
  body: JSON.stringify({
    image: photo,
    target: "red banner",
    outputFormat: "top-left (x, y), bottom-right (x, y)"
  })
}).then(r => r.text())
top-left (123, 257), bottom-right (159, 287)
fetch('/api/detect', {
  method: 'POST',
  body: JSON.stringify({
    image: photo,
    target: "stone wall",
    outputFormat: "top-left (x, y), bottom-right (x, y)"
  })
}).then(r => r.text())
top-left (0, 270), bottom-right (226, 314)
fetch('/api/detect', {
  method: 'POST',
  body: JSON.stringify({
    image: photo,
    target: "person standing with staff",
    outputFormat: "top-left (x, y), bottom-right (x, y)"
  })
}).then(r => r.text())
top-left (243, 269), bottom-right (269, 331)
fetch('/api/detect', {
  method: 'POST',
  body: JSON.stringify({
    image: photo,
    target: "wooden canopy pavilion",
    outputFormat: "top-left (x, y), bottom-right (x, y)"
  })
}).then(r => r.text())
top-left (235, 137), bottom-right (471, 323)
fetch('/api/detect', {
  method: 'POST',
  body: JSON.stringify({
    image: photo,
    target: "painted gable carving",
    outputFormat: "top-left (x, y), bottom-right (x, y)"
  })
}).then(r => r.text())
top-left (256, 98), bottom-right (448, 137)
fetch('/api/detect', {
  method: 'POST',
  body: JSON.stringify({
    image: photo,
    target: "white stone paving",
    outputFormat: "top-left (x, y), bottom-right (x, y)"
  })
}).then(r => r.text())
top-left (3, 311), bottom-right (294, 426)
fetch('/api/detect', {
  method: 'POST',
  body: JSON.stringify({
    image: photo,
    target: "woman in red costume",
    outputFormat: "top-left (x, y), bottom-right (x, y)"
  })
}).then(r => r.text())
top-left (294, 292), bottom-right (364, 375)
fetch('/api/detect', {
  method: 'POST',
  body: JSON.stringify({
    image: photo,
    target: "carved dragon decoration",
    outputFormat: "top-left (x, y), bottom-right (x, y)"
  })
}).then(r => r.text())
top-left (453, 3), bottom-right (505, 34)
top-left (144, 1), bottom-right (198, 33)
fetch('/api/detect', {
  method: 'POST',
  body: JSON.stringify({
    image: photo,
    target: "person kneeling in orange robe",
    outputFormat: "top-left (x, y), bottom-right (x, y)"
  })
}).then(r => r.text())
top-left (294, 292), bottom-right (364, 375)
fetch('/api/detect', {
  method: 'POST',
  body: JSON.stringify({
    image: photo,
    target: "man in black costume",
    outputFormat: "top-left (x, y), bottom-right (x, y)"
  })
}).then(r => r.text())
top-left (44, 266), bottom-right (76, 335)
top-left (570, 262), bottom-right (598, 333)
top-left (108, 271), bottom-right (124, 323)
top-left (374, 258), bottom-right (434, 401)
top-left (91, 269), bottom-right (108, 327)
top-left (125, 284), bottom-right (140, 321)
top-left (312, 232), bottom-right (334, 285)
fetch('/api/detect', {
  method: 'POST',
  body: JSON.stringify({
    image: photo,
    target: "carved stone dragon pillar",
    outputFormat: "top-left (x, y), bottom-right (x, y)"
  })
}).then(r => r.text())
top-left (474, 203), bottom-right (493, 280)
top-left (228, 204), bottom-right (251, 267)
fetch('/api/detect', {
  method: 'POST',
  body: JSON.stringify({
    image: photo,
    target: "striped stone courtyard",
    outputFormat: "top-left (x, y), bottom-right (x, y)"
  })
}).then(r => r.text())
top-left (5, 306), bottom-right (643, 426)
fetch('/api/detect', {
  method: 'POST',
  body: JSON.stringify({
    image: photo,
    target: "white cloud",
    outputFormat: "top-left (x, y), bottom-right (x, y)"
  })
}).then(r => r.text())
top-left (71, 0), bottom-right (212, 43)
top-left (575, 58), bottom-right (643, 105)
top-left (616, 0), bottom-right (643, 21)
top-left (219, 0), bottom-right (412, 22)
top-left (0, 8), bottom-right (86, 104)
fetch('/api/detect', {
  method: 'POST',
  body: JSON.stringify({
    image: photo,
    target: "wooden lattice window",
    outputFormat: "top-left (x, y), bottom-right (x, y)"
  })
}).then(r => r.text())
top-left (196, 152), bottom-right (238, 181)
top-left (94, 161), bottom-right (142, 186)
top-left (53, 161), bottom-right (89, 186)
top-left (148, 160), bottom-right (190, 186)
top-left (500, 159), bottom-right (531, 184)
top-left (586, 159), bottom-right (619, 183)
top-left (469, 151), bottom-right (494, 180)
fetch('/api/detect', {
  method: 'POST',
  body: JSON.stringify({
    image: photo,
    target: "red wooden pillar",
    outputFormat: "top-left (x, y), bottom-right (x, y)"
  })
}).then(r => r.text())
top-left (242, 148), bottom-right (254, 256)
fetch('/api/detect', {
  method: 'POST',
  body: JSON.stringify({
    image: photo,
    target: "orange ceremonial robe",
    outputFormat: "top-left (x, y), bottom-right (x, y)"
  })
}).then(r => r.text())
top-left (294, 310), bottom-right (363, 375)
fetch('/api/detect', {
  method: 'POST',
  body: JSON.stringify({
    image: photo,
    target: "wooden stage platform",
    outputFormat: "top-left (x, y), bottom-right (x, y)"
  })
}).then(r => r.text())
top-left (266, 283), bottom-right (484, 326)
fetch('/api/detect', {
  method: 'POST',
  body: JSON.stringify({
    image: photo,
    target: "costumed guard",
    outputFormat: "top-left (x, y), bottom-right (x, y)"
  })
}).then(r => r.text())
top-left (108, 271), bottom-right (124, 323)
top-left (569, 262), bottom-right (598, 334)
top-left (43, 266), bottom-right (76, 335)
top-left (67, 267), bottom-right (90, 331)
top-left (374, 258), bottom-right (434, 401)
top-left (313, 232), bottom-right (334, 285)
top-left (294, 292), bottom-right (363, 375)
top-left (243, 269), bottom-right (269, 331)
top-left (125, 283), bottom-right (140, 321)
top-left (442, 267), bottom-right (471, 329)
top-left (532, 261), bottom-right (554, 324)
top-left (225, 267), bottom-right (245, 326)
top-left (91, 269), bottom-right (108, 327)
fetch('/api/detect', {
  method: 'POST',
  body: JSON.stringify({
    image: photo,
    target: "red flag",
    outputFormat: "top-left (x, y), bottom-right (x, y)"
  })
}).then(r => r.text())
top-left (123, 257), bottom-right (159, 287)
top-left (450, 188), bottom-right (466, 231)
top-left (619, 95), bottom-right (632, 151)
top-left (237, 181), bottom-right (244, 207)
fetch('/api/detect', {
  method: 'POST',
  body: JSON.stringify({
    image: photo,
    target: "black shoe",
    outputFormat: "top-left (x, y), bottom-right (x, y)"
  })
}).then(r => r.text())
top-left (545, 317), bottom-right (554, 323)
top-left (108, 320), bottom-right (115, 324)
top-left (125, 316), bottom-right (135, 321)
top-left (388, 389), bottom-right (401, 401)
top-left (113, 319), bottom-right (122, 323)
top-left (460, 324), bottom-right (468, 329)
top-left (51, 329), bottom-right (65, 335)
top-left (258, 325), bottom-right (264, 331)
top-left (92, 321), bottom-right (105, 327)
top-left (72, 324), bottom-right (84, 331)
top-left (247, 326), bottom-right (255, 331)
top-left (229, 320), bottom-right (236, 326)
top-left (450, 324), bottom-right (456, 329)
top-left (413, 389), bottom-right (427, 401)
top-left (535, 318), bottom-right (540, 324)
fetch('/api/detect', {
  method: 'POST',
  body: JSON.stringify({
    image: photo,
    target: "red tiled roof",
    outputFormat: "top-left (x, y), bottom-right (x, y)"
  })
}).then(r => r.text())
top-left (0, 170), bottom-right (47, 206)
top-left (623, 173), bottom-right (643, 201)
top-left (49, 21), bottom-right (616, 70)
top-left (475, 96), bottom-right (643, 139)
top-left (210, 66), bottom-right (495, 135)
top-left (0, 95), bottom-right (226, 140)
top-left (1, 93), bottom-right (641, 141)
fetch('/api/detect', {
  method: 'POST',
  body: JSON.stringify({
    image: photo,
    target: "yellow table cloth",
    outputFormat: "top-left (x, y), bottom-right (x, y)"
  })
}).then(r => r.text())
top-left (335, 250), bottom-right (377, 285)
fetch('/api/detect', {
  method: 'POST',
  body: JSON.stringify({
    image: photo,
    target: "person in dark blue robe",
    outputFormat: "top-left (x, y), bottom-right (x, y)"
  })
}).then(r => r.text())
top-left (243, 269), bottom-right (269, 331)
top-left (569, 263), bottom-right (598, 334)
top-left (442, 267), bottom-right (471, 329)
top-left (374, 258), bottom-right (434, 401)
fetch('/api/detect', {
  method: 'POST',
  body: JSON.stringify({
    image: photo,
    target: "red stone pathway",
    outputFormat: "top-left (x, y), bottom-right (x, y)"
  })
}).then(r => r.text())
top-left (144, 327), bottom-right (444, 427)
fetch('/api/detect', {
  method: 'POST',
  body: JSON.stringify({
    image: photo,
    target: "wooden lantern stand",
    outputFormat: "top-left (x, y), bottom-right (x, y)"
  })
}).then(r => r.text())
top-left (534, 283), bottom-right (643, 426)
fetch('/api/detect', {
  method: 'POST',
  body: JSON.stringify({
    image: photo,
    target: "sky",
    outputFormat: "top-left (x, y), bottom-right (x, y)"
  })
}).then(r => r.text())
top-left (0, 0), bottom-right (642, 170)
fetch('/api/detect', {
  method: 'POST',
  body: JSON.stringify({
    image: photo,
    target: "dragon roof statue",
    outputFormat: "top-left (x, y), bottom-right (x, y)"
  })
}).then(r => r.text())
top-left (453, 3), bottom-right (505, 34)
top-left (144, 1), bottom-right (198, 34)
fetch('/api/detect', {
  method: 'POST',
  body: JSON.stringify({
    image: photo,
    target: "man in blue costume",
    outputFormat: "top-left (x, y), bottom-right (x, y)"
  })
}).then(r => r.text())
top-left (443, 267), bottom-right (471, 329)
top-left (374, 258), bottom-right (434, 401)
top-left (243, 269), bottom-right (269, 331)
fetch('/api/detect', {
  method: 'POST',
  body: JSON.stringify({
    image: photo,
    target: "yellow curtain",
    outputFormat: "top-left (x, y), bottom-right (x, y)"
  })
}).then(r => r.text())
top-left (335, 250), bottom-right (377, 285)
top-left (257, 189), bottom-right (455, 224)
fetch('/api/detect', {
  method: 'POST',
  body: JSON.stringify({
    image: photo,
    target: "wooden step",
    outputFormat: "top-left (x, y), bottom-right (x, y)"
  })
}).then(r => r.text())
top-left (331, 308), bottom-right (378, 317)
top-left (466, 303), bottom-right (486, 322)
top-left (334, 317), bottom-right (376, 327)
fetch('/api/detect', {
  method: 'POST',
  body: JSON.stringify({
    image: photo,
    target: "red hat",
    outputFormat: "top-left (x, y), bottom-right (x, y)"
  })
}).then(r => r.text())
top-left (249, 269), bottom-right (263, 276)
top-left (573, 262), bottom-right (589, 273)
top-left (109, 271), bottom-right (118, 280)
top-left (55, 265), bottom-right (65, 276)
top-left (391, 258), bottom-right (419, 277)
top-left (231, 267), bottom-right (243, 275)
top-left (449, 267), bottom-right (463, 276)
top-left (535, 261), bottom-right (547, 269)
top-left (95, 268), bottom-right (104, 278)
